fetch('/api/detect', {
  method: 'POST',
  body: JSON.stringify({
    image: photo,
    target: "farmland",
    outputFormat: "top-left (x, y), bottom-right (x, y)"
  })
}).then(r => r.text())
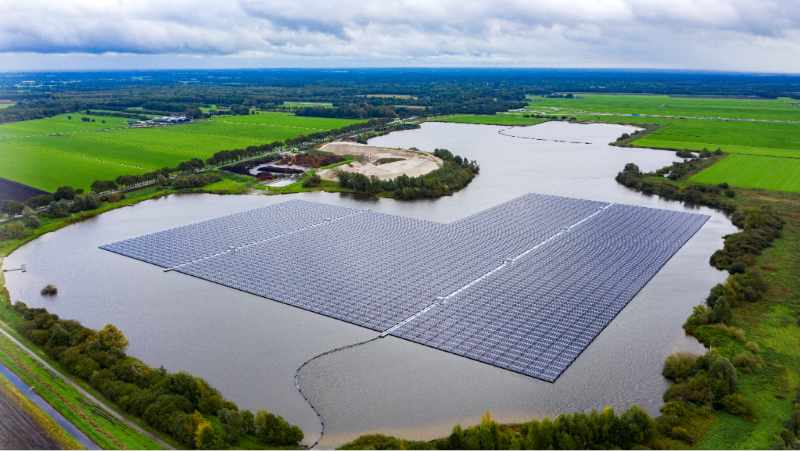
top-left (689, 154), bottom-right (800, 193)
top-left (0, 112), bottom-right (363, 192)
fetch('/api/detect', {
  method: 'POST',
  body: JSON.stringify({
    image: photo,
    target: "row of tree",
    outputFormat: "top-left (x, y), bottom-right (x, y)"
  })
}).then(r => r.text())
top-left (342, 407), bottom-right (657, 450)
top-left (10, 302), bottom-right (303, 449)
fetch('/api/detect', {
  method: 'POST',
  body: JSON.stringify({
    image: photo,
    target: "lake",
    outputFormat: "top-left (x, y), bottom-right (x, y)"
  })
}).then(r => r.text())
top-left (3, 121), bottom-right (735, 447)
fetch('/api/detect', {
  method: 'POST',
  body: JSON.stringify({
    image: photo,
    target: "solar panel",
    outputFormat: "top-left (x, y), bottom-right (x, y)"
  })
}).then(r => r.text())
top-left (101, 193), bottom-right (708, 381)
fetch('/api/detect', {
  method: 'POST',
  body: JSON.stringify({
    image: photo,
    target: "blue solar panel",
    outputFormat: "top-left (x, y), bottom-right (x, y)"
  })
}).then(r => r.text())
top-left (389, 203), bottom-right (708, 381)
top-left (101, 193), bottom-right (708, 381)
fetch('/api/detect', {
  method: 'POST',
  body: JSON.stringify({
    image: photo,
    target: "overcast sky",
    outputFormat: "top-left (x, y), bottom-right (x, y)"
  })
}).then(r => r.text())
top-left (2, 0), bottom-right (800, 72)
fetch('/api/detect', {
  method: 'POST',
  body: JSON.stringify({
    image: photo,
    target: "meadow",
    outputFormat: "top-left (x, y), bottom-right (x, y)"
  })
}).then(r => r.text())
top-left (0, 112), bottom-right (363, 192)
top-left (689, 155), bottom-right (800, 193)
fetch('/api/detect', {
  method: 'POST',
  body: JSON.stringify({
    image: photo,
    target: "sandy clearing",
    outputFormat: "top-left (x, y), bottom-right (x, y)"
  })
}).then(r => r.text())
top-left (318, 141), bottom-right (442, 181)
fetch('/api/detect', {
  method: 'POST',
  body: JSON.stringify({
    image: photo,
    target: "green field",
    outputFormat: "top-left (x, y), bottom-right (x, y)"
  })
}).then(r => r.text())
top-left (431, 114), bottom-right (548, 126)
top-left (525, 94), bottom-right (800, 192)
top-left (528, 94), bottom-right (800, 121)
top-left (689, 154), bottom-right (800, 193)
top-left (0, 112), bottom-right (363, 192)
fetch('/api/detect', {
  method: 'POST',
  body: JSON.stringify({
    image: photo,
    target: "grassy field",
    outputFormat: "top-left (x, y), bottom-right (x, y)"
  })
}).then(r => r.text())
top-left (431, 114), bottom-right (548, 126)
top-left (0, 112), bottom-right (363, 192)
top-left (528, 94), bottom-right (800, 121)
top-left (690, 189), bottom-right (800, 448)
top-left (525, 94), bottom-right (800, 192)
top-left (689, 154), bottom-right (800, 193)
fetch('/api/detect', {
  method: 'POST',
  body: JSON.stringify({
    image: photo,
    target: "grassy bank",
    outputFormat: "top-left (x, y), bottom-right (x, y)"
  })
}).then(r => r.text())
top-left (0, 371), bottom-right (85, 449)
top-left (691, 189), bottom-right (800, 448)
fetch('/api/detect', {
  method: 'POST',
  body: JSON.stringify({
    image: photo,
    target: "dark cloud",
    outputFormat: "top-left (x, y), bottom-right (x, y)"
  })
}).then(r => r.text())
top-left (0, 0), bottom-right (798, 71)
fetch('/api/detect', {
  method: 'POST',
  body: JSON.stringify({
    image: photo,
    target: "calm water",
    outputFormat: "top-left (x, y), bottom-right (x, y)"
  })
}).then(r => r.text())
top-left (4, 122), bottom-right (734, 447)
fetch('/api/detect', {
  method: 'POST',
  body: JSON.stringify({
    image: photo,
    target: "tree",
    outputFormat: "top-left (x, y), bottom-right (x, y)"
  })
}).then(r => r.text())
top-left (0, 222), bottom-right (26, 240)
top-left (218, 408), bottom-right (243, 443)
top-left (193, 412), bottom-right (220, 449)
top-left (94, 324), bottom-right (129, 354)
top-left (91, 180), bottom-right (118, 193)
top-left (1, 200), bottom-right (24, 216)
top-left (711, 296), bottom-right (732, 324)
top-left (709, 356), bottom-right (737, 404)
top-left (53, 186), bottom-right (76, 201)
top-left (255, 410), bottom-right (303, 446)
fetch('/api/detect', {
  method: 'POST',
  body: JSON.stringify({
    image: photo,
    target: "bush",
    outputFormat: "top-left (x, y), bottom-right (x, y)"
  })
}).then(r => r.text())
top-left (708, 356), bottom-right (737, 404)
top-left (732, 352), bottom-right (763, 373)
top-left (171, 173), bottom-right (221, 189)
top-left (21, 213), bottom-right (41, 229)
top-left (0, 222), bottom-right (27, 240)
top-left (302, 172), bottom-right (321, 188)
top-left (663, 353), bottom-right (700, 382)
top-left (40, 284), bottom-right (58, 296)
top-left (53, 186), bottom-right (76, 201)
top-left (91, 180), bottom-right (118, 193)
top-left (720, 393), bottom-right (754, 417)
top-left (1, 200), bottom-right (24, 216)
top-left (45, 200), bottom-right (71, 218)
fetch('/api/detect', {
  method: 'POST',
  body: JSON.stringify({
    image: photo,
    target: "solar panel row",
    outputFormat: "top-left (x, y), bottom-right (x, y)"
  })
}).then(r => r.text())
top-left (101, 194), bottom-right (708, 381)
top-left (390, 204), bottom-right (709, 381)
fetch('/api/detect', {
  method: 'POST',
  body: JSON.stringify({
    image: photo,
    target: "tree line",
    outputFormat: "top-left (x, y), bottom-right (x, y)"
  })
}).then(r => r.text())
top-left (8, 302), bottom-right (303, 449)
top-left (341, 407), bottom-right (658, 449)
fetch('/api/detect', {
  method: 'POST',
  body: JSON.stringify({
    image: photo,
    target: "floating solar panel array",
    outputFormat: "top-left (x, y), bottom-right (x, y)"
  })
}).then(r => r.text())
top-left (101, 193), bottom-right (708, 381)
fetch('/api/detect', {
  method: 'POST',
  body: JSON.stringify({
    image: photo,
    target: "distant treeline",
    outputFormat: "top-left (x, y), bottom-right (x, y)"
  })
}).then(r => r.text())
top-left (7, 69), bottom-right (798, 124)
top-left (337, 148), bottom-right (479, 200)
top-left (8, 302), bottom-right (303, 449)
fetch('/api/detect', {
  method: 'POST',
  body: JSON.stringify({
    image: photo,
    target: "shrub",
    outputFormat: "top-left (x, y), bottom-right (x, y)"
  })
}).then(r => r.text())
top-left (91, 180), bottom-right (118, 193)
top-left (708, 356), bottom-right (737, 404)
top-left (45, 200), bottom-right (71, 218)
top-left (302, 172), bottom-right (321, 188)
top-left (710, 296), bottom-right (732, 324)
top-left (733, 352), bottom-right (763, 373)
top-left (53, 186), bottom-right (76, 201)
top-left (40, 284), bottom-right (58, 296)
top-left (1, 200), bottom-right (24, 216)
top-left (0, 222), bottom-right (27, 240)
top-left (171, 173), bottom-right (221, 189)
top-left (21, 213), bottom-right (41, 229)
top-left (721, 393), bottom-right (754, 417)
top-left (663, 353), bottom-right (700, 382)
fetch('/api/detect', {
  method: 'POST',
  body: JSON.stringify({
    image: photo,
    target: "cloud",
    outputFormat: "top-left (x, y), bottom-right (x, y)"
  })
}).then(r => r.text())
top-left (1, 0), bottom-right (799, 71)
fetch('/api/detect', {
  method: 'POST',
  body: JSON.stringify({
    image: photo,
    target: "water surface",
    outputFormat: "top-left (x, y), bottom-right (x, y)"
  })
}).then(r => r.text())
top-left (4, 122), bottom-right (734, 447)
